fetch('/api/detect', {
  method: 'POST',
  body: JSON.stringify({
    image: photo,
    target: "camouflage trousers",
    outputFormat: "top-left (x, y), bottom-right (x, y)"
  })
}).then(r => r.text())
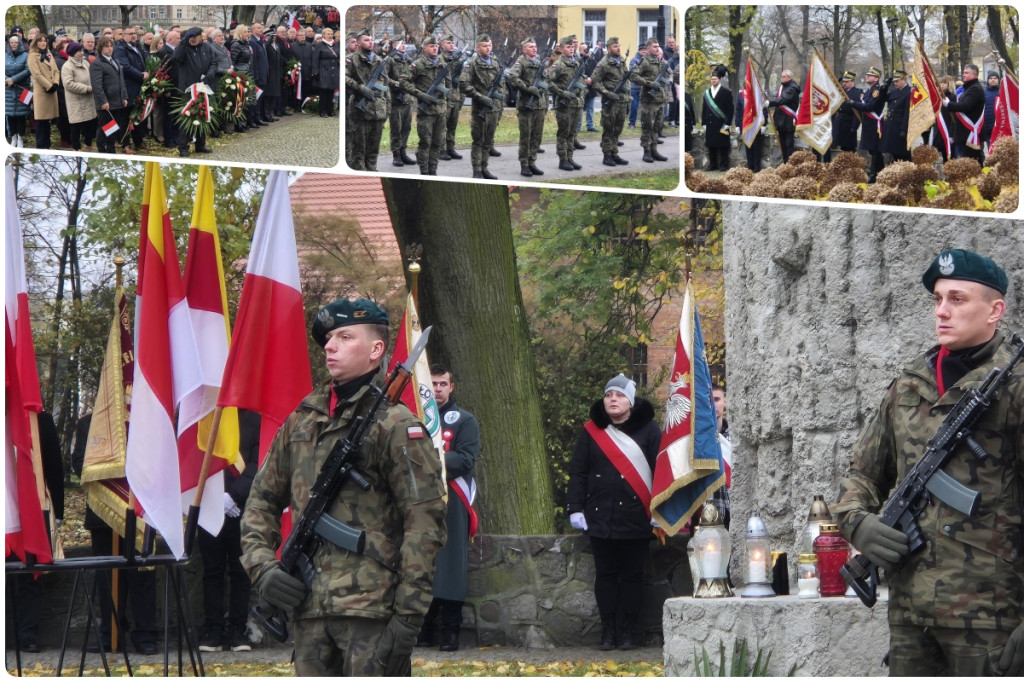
top-left (389, 101), bottom-right (412, 155)
top-left (416, 111), bottom-right (447, 174)
top-left (600, 98), bottom-right (627, 155)
top-left (555, 107), bottom-right (582, 160)
top-left (349, 116), bottom-right (386, 171)
top-left (345, 99), bottom-right (355, 166)
top-left (888, 624), bottom-right (1010, 676)
top-left (444, 98), bottom-right (463, 150)
top-left (292, 615), bottom-right (391, 676)
top-left (516, 107), bottom-right (545, 164)
top-left (470, 106), bottom-right (500, 171)
top-left (639, 101), bottom-right (664, 151)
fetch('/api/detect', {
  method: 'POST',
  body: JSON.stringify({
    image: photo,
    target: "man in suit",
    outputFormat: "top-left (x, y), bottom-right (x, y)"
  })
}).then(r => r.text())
top-left (113, 25), bottom-right (149, 150)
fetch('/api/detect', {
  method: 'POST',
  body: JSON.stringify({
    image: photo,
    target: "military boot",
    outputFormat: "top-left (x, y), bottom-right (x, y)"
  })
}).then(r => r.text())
top-left (613, 155), bottom-right (628, 165)
top-left (558, 157), bottom-right (575, 171)
top-left (488, 147), bottom-right (501, 157)
top-left (573, 139), bottom-right (586, 150)
top-left (569, 154), bottom-right (582, 170)
top-left (602, 154), bottom-right (617, 167)
top-left (401, 150), bottom-right (416, 165)
top-left (652, 150), bottom-right (668, 161)
top-left (480, 168), bottom-right (498, 180)
top-left (447, 146), bottom-right (463, 159)
top-left (528, 164), bottom-right (544, 175)
top-left (642, 149), bottom-right (654, 163)
top-left (439, 149), bottom-right (451, 161)
top-left (521, 164), bottom-right (533, 177)
top-left (393, 152), bottom-right (405, 167)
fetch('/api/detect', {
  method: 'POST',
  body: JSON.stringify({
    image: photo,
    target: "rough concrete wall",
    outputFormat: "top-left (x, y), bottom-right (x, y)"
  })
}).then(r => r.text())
top-left (721, 202), bottom-right (1024, 580)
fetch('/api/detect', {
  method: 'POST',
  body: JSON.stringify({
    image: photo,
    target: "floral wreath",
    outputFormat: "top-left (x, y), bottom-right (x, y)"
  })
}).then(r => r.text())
top-left (130, 56), bottom-right (174, 128)
top-left (171, 82), bottom-right (220, 139)
top-left (215, 69), bottom-right (254, 123)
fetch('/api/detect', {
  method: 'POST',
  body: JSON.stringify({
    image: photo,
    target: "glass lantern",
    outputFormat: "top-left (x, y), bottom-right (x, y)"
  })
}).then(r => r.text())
top-left (799, 495), bottom-right (832, 553)
top-left (797, 553), bottom-right (820, 598)
top-left (742, 513), bottom-right (775, 597)
top-left (692, 503), bottom-right (733, 598)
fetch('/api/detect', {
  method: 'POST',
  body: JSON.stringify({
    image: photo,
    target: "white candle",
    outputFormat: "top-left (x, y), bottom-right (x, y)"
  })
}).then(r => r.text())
top-left (701, 541), bottom-right (721, 579)
top-left (748, 549), bottom-right (767, 583)
top-left (797, 577), bottom-right (820, 598)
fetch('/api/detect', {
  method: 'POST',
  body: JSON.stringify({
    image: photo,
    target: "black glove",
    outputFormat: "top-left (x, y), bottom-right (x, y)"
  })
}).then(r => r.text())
top-left (473, 94), bottom-right (493, 108)
top-left (255, 563), bottom-right (306, 610)
top-left (417, 91), bottom-right (437, 105)
top-left (373, 614), bottom-right (422, 676)
top-left (47, 83), bottom-right (58, 94)
top-left (851, 513), bottom-right (910, 571)
top-left (998, 622), bottom-right (1024, 675)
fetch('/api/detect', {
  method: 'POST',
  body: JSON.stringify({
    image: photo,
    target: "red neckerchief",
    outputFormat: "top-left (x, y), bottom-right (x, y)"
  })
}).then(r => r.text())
top-left (936, 345), bottom-right (950, 395)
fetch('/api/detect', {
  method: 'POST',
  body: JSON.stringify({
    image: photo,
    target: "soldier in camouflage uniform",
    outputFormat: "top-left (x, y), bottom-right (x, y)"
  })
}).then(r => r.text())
top-left (385, 40), bottom-right (416, 167)
top-left (546, 35), bottom-right (587, 171)
top-left (630, 38), bottom-right (670, 163)
top-left (439, 35), bottom-right (465, 161)
top-left (345, 29), bottom-right (390, 171)
top-left (589, 36), bottom-right (629, 167)
top-left (461, 34), bottom-right (505, 179)
top-left (507, 37), bottom-right (547, 178)
top-left (405, 36), bottom-right (449, 176)
top-left (240, 298), bottom-right (447, 676)
top-left (344, 33), bottom-right (358, 167)
top-left (833, 250), bottom-right (1023, 677)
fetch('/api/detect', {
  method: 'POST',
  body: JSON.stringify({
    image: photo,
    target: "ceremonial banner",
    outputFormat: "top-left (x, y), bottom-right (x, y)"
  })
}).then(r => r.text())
top-left (908, 40), bottom-right (948, 154)
top-left (218, 170), bottom-right (312, 465)
top-left (990, 67), bottom-right (1019, 147)
top-left (179, 166), bottom-right (240, 536)
top-left (125, 163), bottom-right (203, 559)
top-left (650, 280), bottom-right (725, 535)
top-left (5, 166), bottom-right (51, 564)
top-left (795, 48), bottom-right (846, 155)
top-left (741, 60), bottom-right (767, 149)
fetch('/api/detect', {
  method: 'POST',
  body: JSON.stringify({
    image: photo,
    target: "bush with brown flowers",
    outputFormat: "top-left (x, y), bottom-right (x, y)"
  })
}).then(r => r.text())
top-left (829, 151), bottom-right (866, 173)
top-left (724, 167), bottom-right (755, 185)
top-left (876, 161), bottom-right (927, 203)
top-left (911, 145), bottom-right (940, 166)
top-left (827, 182), bottom-right (864, 203)
top-left (977, 172), bottom-right (1001, 201)
top-left (943, 157), bottom-right (982, 185)
top-left (684, 152), bottom-right (694, 172)
top-left (994, 190), bottom-right (1018, 214)
top-left (788, 150), bottom-right (817, 166)
top-left (782, 176), bottom-right (818, 200)
top-left (686, 170), bottom-right (709, 192)
top-left (875, 186), bottom-right (908, 206)
top-left (928, 187), bottom-right (972, 210)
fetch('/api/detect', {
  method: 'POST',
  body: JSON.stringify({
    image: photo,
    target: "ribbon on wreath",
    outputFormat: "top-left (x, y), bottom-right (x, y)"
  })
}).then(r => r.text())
top-left (230, 76), bottom-right (247, 117)
top-left (290, 64), bottom-right (302, 99)
top-left (181, 82), bottom-right (213, 122)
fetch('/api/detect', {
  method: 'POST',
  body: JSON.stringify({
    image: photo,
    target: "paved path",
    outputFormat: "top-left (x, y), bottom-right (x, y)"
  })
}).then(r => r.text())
top-left (374, 129), bottom-right (681, 186)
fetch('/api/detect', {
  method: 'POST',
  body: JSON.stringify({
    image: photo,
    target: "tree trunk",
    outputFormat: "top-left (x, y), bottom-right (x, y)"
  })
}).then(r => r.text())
top-left (232, 6), bottom-right (257, 28)
top-left (381, 179), bottom-right (555, 535)
top-left (987, 6), bottom-right (1017, 74)
top-left (958, 6), bottom-right (971, 72)
top-left (876, 9), bottom-right (889, 75)
top-left (944, 6), bottom-right (959, 74)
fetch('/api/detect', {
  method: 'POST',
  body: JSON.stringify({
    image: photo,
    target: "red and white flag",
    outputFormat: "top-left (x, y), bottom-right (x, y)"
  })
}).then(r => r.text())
top-left (125, 163), bottom-right (203, 559)
top-left (17, 88), bottom-right (32, 105)
top-left (795, 48), bottom-right (846, 155)
top-left (179, 166), bottom-right (241, 536)
top-left (5, 166), bottom-right (50, 564)
top-left (101, 116), bottom-right (120, 136)
top-left (218, 170), bottom-right (312, 464)
top-left (741, 60), bottom-right (767, 149)
top-left (990, 68), bottom-right (1019, 148)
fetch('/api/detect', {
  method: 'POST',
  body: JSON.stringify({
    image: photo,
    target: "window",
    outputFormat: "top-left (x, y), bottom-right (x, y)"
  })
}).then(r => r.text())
top-left (176, 9), bottom-right (182, 20)
top-left (583, 9), bottom-right (606, 47)
top-left (150, 8), bottom-right (156, 20)
top-left (625, 343), bottom-right (649, 388)
top-left (638, 9), bottom-right (659, 45)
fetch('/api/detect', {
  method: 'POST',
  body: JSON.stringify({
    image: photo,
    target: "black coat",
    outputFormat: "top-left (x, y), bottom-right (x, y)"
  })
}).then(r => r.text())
top-left (312, 40), bottom-right (341, 90)
top-left (768, 79), bottom-right (800, 133)
top-left (229, 39), bottom-right (252, 73)
top-left (113, 39), bottom-right (147, 100)
top-left (265, 37), bottom-right (287, 97)
top-left (566, 398), bottom-right (661, 540)
top-left (849, 82), bottom-right (885, 151)
top-left (291, 40), bottom-right (314, 80)
top-left (89, 54), bottom-right (128, 110)
top-left (700, 85), bottom-right (733, 149)
top-left (832, 85), bottom-right (861, 149)
top-left (944, 78), bottom-right (985, 147)
top-left (171, 38), bottom-right (216, 91)
top-left (248, 35), bottom-right (269, 86)
top-left (880, 83), bottom-right (911, 155)
top-left (226, 409), bottom-right (260, 507)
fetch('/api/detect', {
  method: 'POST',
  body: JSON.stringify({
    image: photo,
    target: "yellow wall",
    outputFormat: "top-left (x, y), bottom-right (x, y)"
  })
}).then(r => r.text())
top-left (557, 5), bottom-right (678, 58)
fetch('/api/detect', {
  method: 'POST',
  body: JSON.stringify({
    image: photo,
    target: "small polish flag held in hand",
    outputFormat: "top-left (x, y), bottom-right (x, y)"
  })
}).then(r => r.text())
top-left (17, 88), bottom-right (32, 105)
top-left (102, 116), bottom-right (120, 136)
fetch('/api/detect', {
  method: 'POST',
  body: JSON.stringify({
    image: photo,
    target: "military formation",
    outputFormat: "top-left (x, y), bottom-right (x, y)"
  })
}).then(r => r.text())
top-left (345, 30), bottom-right (678, 177)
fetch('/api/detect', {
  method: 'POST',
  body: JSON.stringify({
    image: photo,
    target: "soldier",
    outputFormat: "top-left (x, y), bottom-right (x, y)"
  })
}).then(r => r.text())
top-left (345, 29), bottom-right (389, 171)
top-left (240, 298), bottom-right (447, 676)
top-left (631, 38), bottom-right (672, 164)
top-left (589, 36), bottom-right (629, 167)
top-left (768, 68), bottom-right (800, 163)
top-left (546, 35), bottom-right (587, 172)
top-left (461, 33), bottom-right (505, 179)
top-left (507, 36), bottom-right (548, 177)
top-left (405, 35), bottom-right (448, 176)
top-left (833, 71), bottom-right (862, 153)
top-left (415, 365), bottom-right (481, 652)
top-left (879, 69), bottom-right (912, 164)
top-left (834, 250), bottom-right (1023, 677)
top-left (386, 40), bottom-right (416, 167)
top-left (699, 64), bottom-right (733, 170)
top-left (438, 35), bottom-right (465, 161)
top-left (849, 66), bottom-right (886, 182)
top-left (344, 32), bottom-right (358, 167)
top-left (567, 35), bottom-right (587, 152)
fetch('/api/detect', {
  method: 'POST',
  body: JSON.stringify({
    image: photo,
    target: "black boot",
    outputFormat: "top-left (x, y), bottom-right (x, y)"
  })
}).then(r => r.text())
top-left (488, 148), bottom-right (501, 157)
top-left (619, 620), bottom-right (638, 651)
top-left (599, 620), bottom-right (616, 651)
top-left (558, 158), bottom-right (575, 171)
top-left (642, 150), bottom-right (654, 163)
top-left (448, 147), bottom-right (463, 159)
top-left (480, 168), bottom-right (497, 180)
top-left (415, 623), bottom-right (434, 648)
top-left (401, 151), bottom-right (416, 165)
top-left (602, 154), bottom-right (616, 167)
top-left (439, 631), bottom-right (459, 652)
top-left (393, 152), bottom-right (405, 167)
top-left (652, 150), bottom-right (668, 161)
top-left (521, 164), bottom-right (533, 177)
top-left (439, 149), bottom-right (451, 161)
top-left (573, 140), bottom-right (586, 150)
top-left (472, 171), bottom-right (484, 178)
top-left (529, 164), bottom-right (544, 175)
top-left (613, 155), bottom-right (628, 165)
top-left (569, 156), bottom-right (582, 170)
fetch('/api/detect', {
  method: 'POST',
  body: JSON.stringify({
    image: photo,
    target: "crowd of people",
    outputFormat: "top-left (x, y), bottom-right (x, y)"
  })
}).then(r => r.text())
top-left (4, 12), bottom-right (342, 156)
top-left (686, 60), bottom-right (1008, 181)
top-left (345, 30), bottom-right (680, 177)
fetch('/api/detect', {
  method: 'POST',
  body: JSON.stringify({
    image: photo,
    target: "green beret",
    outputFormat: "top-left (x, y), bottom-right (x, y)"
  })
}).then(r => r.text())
top-left (356, 29), bottom-right (372, 39)
top-left (422, 35), bottom-right (437, 46)
top-left (558, 35), bottom-right (574, 46)
top-left (922, 249), bottom-right (1008, 295)
top-left (867, 66), bottom-right (882, 78)
top-left (520, 36), bottom-right (535, 47)
top-left (476, 33), bottom-right (491, 44)
top-left (606, 37), bottom-right (619, 47)
top-left (441, 34), bottom-right (455, 43)
top-left (312, 298), bottom-right (390, 347)
top-left (841, 71), bottom-right (855, 81)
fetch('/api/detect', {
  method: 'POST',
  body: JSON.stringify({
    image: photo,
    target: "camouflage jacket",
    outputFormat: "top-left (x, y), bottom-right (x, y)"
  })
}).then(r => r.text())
top-left (545, 55), bottom-right (585, 109)
top-left (406, 53), bottom-right (449, 117)
top-left (461, 52), bottom-right (505, 110)
top-left (441, 49), bottom-right (465, 105)
top-left (345, 49), bottom-right (389, 121)
top-left (590, 53), bottom-right (628, 100)
top-left (385, 51), bottom-right (412, 106)
top-left (630, 54), bottom-right (672, 104)
top-left (507, 54), bottom-right (547, 111)
top-left (834, 332), bottom-right (1024, 630)
top-left (240, 367), bottom-right (447, 622)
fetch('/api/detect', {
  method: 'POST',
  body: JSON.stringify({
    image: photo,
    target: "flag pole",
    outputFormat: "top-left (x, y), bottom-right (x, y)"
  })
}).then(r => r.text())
top-left (184, 406), bottom-right (225, 555)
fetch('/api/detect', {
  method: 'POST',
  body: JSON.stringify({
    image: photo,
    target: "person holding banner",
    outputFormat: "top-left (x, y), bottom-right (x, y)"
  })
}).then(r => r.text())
top-left (767, 69), bottom-right (800, 163)
top-left (700, 64), bottom-right (732, 171)
top-left (89, 36), bottom-right (129, 154)
top-left (942, 64), bottom-right (986, 163)
top-left (416, 365), bottom-right (480, 653)
top-left (566, 374), bottom-right (661, 652)
top-left (240, 298), bottom-right (447, 676)
top-left (833, 71), bottom-right (861, 153)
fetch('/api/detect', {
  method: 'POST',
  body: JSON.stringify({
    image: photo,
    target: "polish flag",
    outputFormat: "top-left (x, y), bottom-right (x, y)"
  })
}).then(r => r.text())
top-left (17, 88), bottom-right (32, 105)
top-left (101, 116), bottom-right (120, 136)
top-left (125, 163), bottom-right (203, 559)
top-left (5, 166), bottom-right (50, 564)
top-left (218, 170), bottom-right (312, 464)
top-left (179, 166), bottom-right (241, 536)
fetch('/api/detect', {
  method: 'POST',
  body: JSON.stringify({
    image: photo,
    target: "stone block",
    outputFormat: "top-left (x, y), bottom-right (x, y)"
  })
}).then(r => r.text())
top-left (507, 593), bottom-right (538, 621)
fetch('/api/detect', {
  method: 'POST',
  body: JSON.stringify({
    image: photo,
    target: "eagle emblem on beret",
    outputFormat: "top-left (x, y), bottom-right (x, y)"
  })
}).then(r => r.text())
top-left (939, 253), bottom-right (955, 275)
top-left (316, 308), bottom-right (333, 325)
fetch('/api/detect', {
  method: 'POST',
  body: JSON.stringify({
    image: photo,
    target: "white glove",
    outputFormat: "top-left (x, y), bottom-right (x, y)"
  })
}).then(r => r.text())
top-left (224, 492), bottom-right (241, 518)
top-left (700, 125), bottom-right (706, 132)
top-left (650, 517), bottom-right (661, 529)
top-left (569, 512), bottom-right (588, 531)
top-left (760, 126), bottom-right (767, 135)
top-left (942, 97), bottom-right (950, 107)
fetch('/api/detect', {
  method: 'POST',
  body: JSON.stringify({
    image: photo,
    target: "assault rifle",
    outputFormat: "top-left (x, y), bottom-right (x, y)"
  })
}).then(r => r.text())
top-left (354, 48), bottom-right (392, 115)
top-left (252, 327), bottom-right (434, 642)
top-left (645, 54), bottom-right (679, 98)
top-left (474, 38), bottom-right (514, 121)
top-left (605, 49), bottom-right (633, 100)
top-left (558, 50), bottom-right (595, 106)
top-left (841, 332), bottom-right (1024, 608)
top-left (520, 39), bottom-right (555, 110)
top-left (417, 46), bottom-right (468, 114)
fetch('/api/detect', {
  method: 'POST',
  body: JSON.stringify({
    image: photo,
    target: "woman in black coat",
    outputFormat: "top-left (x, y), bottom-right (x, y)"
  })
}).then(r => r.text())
top-left (566, 374), bottom-right (661, 652)
top-left (89, 36), bottom-right (128, 153)
top-left (311, 28), bottom-right (340, 117)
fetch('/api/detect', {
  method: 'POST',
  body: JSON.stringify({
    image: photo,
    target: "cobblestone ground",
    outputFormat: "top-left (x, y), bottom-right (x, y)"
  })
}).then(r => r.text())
top-left (210, 112), bottom-right (341, 167)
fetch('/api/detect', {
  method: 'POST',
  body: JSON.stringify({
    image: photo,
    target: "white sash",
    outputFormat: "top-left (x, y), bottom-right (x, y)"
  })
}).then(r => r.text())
top-left (605, 425), bottom-right (653, 493)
